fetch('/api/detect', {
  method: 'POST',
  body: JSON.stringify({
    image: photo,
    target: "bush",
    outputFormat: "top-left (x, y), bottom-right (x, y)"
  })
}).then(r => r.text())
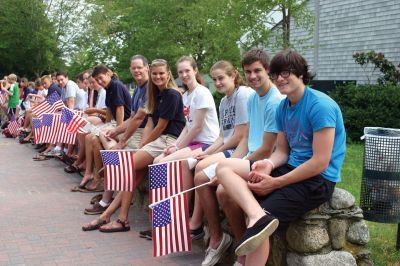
top-left (330, 83), bottom-right (400, 142)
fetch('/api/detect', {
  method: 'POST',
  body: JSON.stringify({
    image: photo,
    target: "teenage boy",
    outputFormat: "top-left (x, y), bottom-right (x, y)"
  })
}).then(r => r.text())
top-left (82, 55), bottom-right (149, 216)
top-left (57, 71), bottom-right (79, 109)
top-left (194, 48), bottom-right (283, 266)
top-left (216, 49), bottom-right (346, 265)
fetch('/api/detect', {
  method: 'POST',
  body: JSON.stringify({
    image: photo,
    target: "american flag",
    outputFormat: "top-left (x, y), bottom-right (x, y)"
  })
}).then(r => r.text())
top-left (149, 161), bottom-right (191, 257)
top-left (100, 150), bottom-right (135, 191)
top-left (0, 91), bottom-right (7, 105)
top-left (7, 115), bottom-right (19, 137)
top-left (31, 92), bottom-right (64, 118)
top-left (40, 113), bottom-right (57, 144)
top-left (61, 108), bottom-right (88, 134)
top-left (54, 113), bottom-right (77, 144)
top-left (32, 118), bottom-right (41, 144)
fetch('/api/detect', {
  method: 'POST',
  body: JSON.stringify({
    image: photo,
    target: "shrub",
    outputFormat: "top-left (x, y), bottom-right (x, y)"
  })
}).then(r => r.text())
top-left (353, 51), bottom-right (400, 86)
top-left (330, 83), bottom-right (400, 142)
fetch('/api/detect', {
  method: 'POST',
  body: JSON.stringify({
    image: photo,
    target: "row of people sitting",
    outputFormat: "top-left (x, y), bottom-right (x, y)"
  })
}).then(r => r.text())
top-left (13, 48), bottom-right (346, 266)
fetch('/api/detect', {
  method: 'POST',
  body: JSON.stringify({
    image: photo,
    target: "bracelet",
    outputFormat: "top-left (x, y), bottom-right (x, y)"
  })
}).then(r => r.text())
top-left (263, 158), bottom-right (275, 169)
top-left (173, 144), bottom-right (179, 151)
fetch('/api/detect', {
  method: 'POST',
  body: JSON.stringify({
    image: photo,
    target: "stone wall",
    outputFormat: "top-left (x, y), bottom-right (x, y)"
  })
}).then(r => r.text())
top-left (268, 188), bottom-right (374, 266)
top-left (132, 181), bottom-right (373, 266)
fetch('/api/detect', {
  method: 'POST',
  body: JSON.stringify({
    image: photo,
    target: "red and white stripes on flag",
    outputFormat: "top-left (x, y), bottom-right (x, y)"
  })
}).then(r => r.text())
top-left (32, 118), bottom-right (41, 144)
top-left (0, 91), bottom-right (7, 105)
top-left (149, 160), bottom-right (191, 257)
top-left (7, 116), bottom-right (19, 137)
top-left (68, 112), bottom-right (87, 134)
top-left (31, 92), bottom-right (64, 118)
top-left (39, 113), bottom-right (57, 144)
top-left (100, 150), bottom-right (135, 192)
top-left (54, 113), bottom-right (77, 144)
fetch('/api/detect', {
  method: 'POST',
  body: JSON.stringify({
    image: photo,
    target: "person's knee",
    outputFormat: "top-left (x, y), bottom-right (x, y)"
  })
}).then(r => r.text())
top-left (85, 134), bottom-right (93, 143)
top-left (216, 185), bottom-right (230, 208)
top-left (194, 171), bottom-right (209, 186)
top-left (153, 154), bottom-right (163, 164)
top-left (215, 160), bottom-right (230, 181)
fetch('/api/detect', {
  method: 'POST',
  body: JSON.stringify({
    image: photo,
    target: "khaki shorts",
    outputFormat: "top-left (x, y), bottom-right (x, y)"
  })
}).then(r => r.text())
top-left (116, 128), bottom-right (143, 150)
top-left (141, 134), bottom-right (177, 158)
top-left (87, 121), bottom-right (116, 136)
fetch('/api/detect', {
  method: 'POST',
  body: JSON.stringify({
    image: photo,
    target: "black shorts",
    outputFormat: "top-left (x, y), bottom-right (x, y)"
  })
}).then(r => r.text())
top-left (249, 163), bottom-right (335, 233)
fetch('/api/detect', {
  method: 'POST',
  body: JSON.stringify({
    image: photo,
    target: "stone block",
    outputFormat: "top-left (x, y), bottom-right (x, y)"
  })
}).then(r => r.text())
top-left (286, 251), bottom-right (357, 266)
top-left (330, 188), bottom-right (356, 209)
top-left (328, 218), bottom-right (348, 249)
top-left (286, 222), bottom-right (330, 253)
top-left (347, 220), bottom-right (370, 245)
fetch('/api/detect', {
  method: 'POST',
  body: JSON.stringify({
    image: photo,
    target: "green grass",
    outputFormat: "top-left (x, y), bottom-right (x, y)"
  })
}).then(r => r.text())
top-left (337, 143), bottom-right (400, 266)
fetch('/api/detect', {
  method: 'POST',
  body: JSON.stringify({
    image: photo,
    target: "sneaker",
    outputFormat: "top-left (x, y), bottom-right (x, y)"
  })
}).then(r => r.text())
top-left (139, 229), bottom-right (152, 240)
top-left (234, 215), bottom-right (279, 256)
top-left (84, 202), bottom-right (108, 215)
top-left (190, 226), bottom-right (205, 241)
top-left (201, 232), bottom-right (232, 266)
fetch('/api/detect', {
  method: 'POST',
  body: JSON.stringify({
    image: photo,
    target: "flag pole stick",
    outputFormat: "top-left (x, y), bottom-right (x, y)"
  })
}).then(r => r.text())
top-left (148, 181), bottom-right (212, 209)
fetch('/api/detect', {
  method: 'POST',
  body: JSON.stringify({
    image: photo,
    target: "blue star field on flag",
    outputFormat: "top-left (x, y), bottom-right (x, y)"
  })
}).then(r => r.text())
top-left (149, 163), bottom-right (168, 190)
top-left (101, 151), bottom-right (120, 166)
top-left (61, 108), bottom-right (75, 124)
top-left (32, 118), bottom-right (41, 129)
top-left (153, 200), bottom-right (172, 227)
top-left (47, 92), bottom-right (61, 105)
top-left (42, 114), bottom-right (53, 127)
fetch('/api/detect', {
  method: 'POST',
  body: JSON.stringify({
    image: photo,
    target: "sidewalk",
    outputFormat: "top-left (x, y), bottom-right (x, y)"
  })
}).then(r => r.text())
top-left (0, 137), bottom-right (215, 265)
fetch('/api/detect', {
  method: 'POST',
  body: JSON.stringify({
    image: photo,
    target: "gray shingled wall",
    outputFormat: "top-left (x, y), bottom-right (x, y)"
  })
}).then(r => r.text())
top-left (290, 0), bottom-right (400, 84)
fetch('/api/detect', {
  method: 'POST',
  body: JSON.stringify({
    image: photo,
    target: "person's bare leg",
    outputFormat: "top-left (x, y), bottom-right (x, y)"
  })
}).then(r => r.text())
top-left (216, 158), bottom-right (266, 228)
top-left (118, 151), bottom-right (154, 221)
top-left (245, 240), bottom-right (269, 266)
top-left (194, 170), bottom-right (222, 249)
top-left (87, 136), bottom-right (103, 189)
top-left (81, 134), bottom-right (95, 185)
top-left (216, 185), bottom-right (246, 265)
top-left (189, 191), bottom-right (203, 230)
top-left (72, 133), bottom-right (87, 168)
top-left (188, 152), bottom-right (226, 231)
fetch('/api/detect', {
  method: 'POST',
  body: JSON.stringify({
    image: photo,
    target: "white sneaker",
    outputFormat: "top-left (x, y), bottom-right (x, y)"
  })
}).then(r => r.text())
top-left (201, 232), bottom-right (232, 266)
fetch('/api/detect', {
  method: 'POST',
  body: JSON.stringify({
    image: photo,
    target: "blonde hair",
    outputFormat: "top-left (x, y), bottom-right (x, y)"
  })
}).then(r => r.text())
top-left (210, 60), bottom-right (245, 87)
top-left (41, 75), bottom-right (52, 82)
top-left (8, 74), bottom-right (17, 83)
top-left (146, 59), bottom-right (178, 114)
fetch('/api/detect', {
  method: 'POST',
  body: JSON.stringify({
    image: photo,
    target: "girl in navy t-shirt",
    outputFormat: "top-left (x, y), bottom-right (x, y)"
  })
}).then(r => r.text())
top-left (87, 59), bottom-right (186, 233)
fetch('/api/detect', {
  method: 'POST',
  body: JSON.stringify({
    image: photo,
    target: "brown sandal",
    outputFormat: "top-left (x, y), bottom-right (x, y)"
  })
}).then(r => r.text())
top-left (82, 218), bottom-right (109, 231)
top-left (99, 219), bottom-right (130, 233)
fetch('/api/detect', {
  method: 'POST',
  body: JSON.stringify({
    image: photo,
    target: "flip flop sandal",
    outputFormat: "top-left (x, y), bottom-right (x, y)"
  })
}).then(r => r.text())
top-left (64, 165), bottom-right (80, 173)
top-left (71, 184), bottom-right (88, 192)
top-left (33, 155), bottom-right (50, 161)
top-left (78, 186), bottom-right (104, 193)
top-left (82, 219), bottom-right (109, 231)
top-left (99, 219), bottom-right (130, 233)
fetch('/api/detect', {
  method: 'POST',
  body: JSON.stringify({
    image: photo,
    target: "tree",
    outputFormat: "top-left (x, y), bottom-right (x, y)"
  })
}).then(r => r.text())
top-left (0, 0), bottom-right (63, 78)
top-left (65, 0), bottom-right (315, 81)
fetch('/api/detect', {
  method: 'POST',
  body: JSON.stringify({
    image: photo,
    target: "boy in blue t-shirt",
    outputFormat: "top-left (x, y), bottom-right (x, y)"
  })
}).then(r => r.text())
top-left (216, 50), bottom-right (346, 264)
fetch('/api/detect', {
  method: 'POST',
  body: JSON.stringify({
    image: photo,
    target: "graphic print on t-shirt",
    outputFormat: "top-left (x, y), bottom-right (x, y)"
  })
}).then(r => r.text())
top-left (221, 105), bottom-right (235, 131)
top-left (184, 105), bottom-right (191, 122)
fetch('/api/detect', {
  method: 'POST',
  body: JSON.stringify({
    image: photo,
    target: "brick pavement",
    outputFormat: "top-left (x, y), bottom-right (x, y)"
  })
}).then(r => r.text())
top-left (0, 137), bottom-right (233, 266)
